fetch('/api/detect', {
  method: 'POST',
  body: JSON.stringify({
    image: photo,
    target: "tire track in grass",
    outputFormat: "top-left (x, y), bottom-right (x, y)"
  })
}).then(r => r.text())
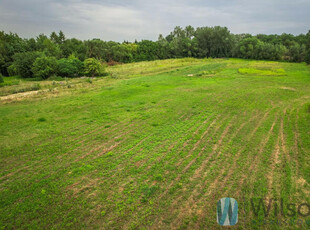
top-left (0, 121), bottom-right (136, 185)
top-left (235, 109), bottom-right (279, 192)
top-left (109, 111), bottom-right (218, 228)
top-left (285, 103), bottom-right (309, 204)
top-left (157, 114), bottom-right (222, 200)
top-left (74, 124), bottom-right (134, 162)
top-left (26, 123), bottom-right (137, 187)
top-left (124, 113), bottom-right (225, 228)
top-left (2, 121), bottom-right (129, 171)
top-left (0, 97), bottom-right (178, 181)
top-left (44, 120), bottom-right (120, 157)
top-left (258, 108), bottom-right (287, 201)
top-left (58, 121), bottom-right (130, 160)
top-left (187, 108), bottom-right (273, 228)
top-left (102, 111), bottom-right (192, 180)
top-left (171, 114), bottom-right (259, 229)
top-left (191, 115), bottom-right (235, 180)
top-left (64, 99), bottom-right (187, 161)
top-left (175, 115), bottom-right (217, 167)
top-left (182, 113), bottom-right (259, 226)
top-left (179, 115), bottom-right (216, 151)
top-left (98, 112), bottom-right (205, 222)
top-left (151, 111), bottom-right (248, 227)
top-left (111, 111), bottom-right (192, 169)
top-left (294, 107), bottom-right (300, 177)
top-left (0, 121), bottom-right (129, 182)
top-left (155, 113), bottom-right (214, 168)
top-left (65, 122), bottom-right (120, 150)
top-left (21, 121), bottom-right (140, 210)
top-left (292, 105), bottom-right (309, 199)
top-left (64, 132), bottom-right (155, 195)
top-left (141, 113), bottom-right (217, 184)
top-left (230, 110), bottom-right (280, 229)
top-left (30, 122), bottom-right (89, 149)
top-left (272, 109), bottom-right (288, 199)
top-left (85, 112), bottom-right (204, 227)
top-left (61, 120), bottom-right (136, 163)
top-left (274, 104), bottom-right (308, 228)
top-left (172, 114), bottom-right (223, 175)
top-left (280, 108), bottom-right (290, 162)
top-left (0, 122), bottom-right (109, 179)
top-left (98, 111), bottom-right (196, 189)
top-left (220, 109), bottom-right (273, 195)
top-left (239, 114), bottom-right (279, 198)
top-left (95, 140), bottom-right (177, 228)
top-left (266, 131), bottom-right (280, 201)
top-left (152, 114), bottom-right (231, 228)
top-left (66, 112), bottom-right (190, 199)
top-left (221, 108), bottom-right (275, 194)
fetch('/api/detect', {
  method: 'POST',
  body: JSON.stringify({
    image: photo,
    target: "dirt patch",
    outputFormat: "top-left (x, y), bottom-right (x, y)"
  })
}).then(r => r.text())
top-left (297, 177), bottom-right (310, 196)
top-left (0, 90), bottom-right (41, 101)
top-left (279, 86), bottom-right (296, 91)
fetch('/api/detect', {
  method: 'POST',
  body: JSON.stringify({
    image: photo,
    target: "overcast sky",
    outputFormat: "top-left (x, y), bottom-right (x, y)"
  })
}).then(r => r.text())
top-left (1, 0), bottom-right (309, 41)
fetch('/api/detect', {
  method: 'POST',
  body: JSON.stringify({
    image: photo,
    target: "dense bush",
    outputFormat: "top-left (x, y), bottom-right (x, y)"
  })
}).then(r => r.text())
top-left (13, 51), bottom-right (43, 78)
top-left (135, 40), bottom-right (159, 61)
top-left (7, 64), bottom-right (17, 76)
top-left (288, 43), bottom-right (306, 62)
top-left (84, 58), bottom-right (107, 77)
top-left (61, 38), bottom-right (87, 60)
top-left (0, 31), bottom-right (27, 76)
top-left (0, 73), bottom-right (4, 83)
top-left (32, 56), bottom-right (58, 79)
top-left (306, 31), bottom-right (310, 64)
top-left (57, 56), bottom-right (83, 77)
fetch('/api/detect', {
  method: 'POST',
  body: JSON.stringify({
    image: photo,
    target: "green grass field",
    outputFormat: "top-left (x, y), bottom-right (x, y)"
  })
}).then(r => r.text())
top-left (0, 58), bottom-right (309, 229)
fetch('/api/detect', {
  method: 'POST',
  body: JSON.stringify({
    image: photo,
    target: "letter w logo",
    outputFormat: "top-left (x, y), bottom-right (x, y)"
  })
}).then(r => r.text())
top-left (217, 197), bottom-right (238, 226)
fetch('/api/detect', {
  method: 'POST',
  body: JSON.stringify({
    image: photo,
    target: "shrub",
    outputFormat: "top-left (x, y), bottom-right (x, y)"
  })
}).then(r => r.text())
top-left (57, 56), bottom-right (83, 77)
top-left (13, 52), bottom-right (44, 78)
top-left (32, 56), bottom-right (58, 79)
top-left (0, 73), bottom-right (4, 83)
top-left (7, 64), bottom-right (18, 76)
top-left (305, 48), bottom-right (310, 64)
top-left (38, 117), bottom-right (46, 122)
top-left (84, 58), bottom-right (107, 77)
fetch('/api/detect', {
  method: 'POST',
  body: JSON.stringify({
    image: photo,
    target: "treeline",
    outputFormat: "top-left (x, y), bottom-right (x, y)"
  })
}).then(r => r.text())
top-left (1, 26), bottom-right (310, 79)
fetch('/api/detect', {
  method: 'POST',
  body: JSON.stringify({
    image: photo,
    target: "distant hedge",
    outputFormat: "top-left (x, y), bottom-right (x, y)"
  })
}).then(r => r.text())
top-left (1, 28), bottom-right (309, 78)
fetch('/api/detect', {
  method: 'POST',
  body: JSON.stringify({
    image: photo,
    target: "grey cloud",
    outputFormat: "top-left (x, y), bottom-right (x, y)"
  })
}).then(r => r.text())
top-left (0, 0), bottom-right (309, 41)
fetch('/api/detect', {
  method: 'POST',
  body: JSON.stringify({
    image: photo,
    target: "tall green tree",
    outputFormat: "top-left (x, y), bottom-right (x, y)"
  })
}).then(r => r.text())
top-left (305, 30), bottom-right (310, 64)
top-left (50, 31), bottom-right (66, 44)
top-left (61, 38), bottom-right (86, 61)
top-left (135, 40), bottom-right (159, 61)
top-left (0, 31), bottom-right (26, 75)
top-left (13, 51), bottom-right (44, 78)
top-left (195, 26), bottom-right (232, 58)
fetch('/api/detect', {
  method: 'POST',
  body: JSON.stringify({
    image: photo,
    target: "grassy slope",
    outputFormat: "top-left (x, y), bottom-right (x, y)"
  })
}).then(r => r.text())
top-left (0, 58), bottom-right (309, 229)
